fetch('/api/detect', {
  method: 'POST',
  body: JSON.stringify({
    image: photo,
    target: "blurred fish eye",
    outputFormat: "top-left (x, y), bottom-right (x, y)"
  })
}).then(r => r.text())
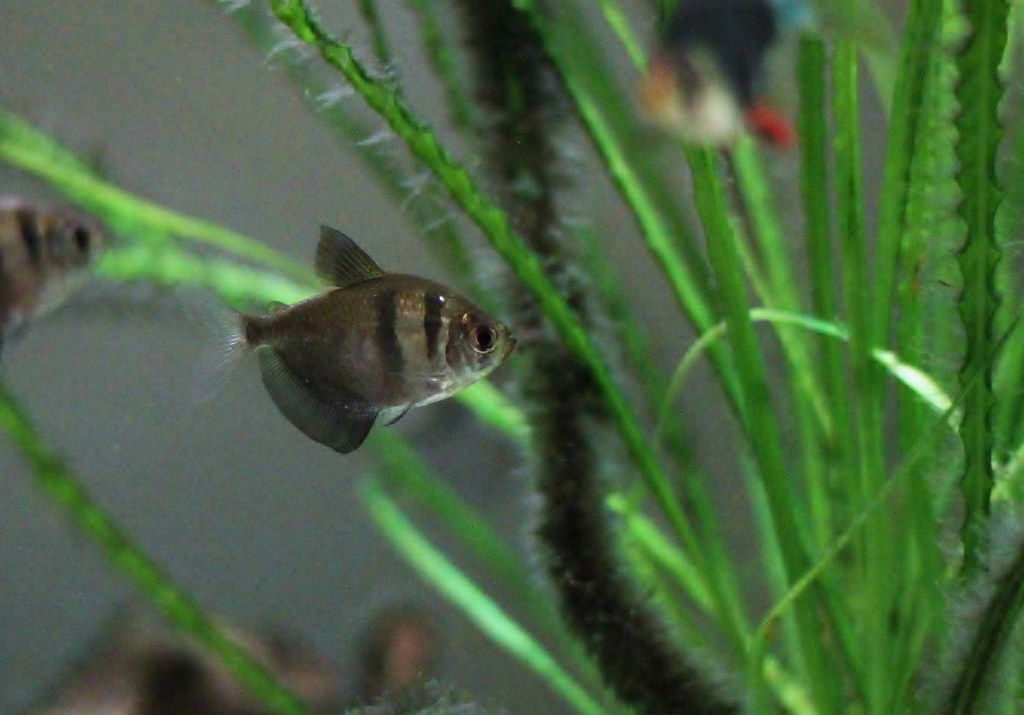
top-left (470, 323), bottom-right (497, 354)
top-left (71, 224), bottom-right (92, 252)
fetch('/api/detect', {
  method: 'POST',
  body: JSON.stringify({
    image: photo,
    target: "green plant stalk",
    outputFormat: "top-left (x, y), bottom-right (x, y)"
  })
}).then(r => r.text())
top-left (550, 0), bottom-right (756, 655)
top-left (218, 3), bottom-right (485, 308)
top-left (615, 529), bottom-right (709, 650)
top-left (992, 12), bottom-right (1024, 449)
top-left (747, 357), bottom-right (989, 713)
top-left (0, 111), bottom-right (313, 284)
top-left (889, 1), bottom-right (961, 692)
top-left (0, 381), bottom-right (309, 715)
top-left (676, 464), bottom-right (756, 664)
top-left (954, 0), bottom-right (1007, 569)
top-left (729, 141), bottom-right (833, 439)
top-left (872, 0), bottom-right (944, 345)
top-left (727, 140), bottom-right (838, 599)
top-left (359, 477), bottom-right (608, 715)
top-left (573, 223), bottom-right (696, 468)
top-left (510, 0), bottom-right (743, 415)
top-left (687, 147), bottom-right (838, 709)
top-left (660, 309), bottom-right (958, 431)
top-left (606, 494), bottom-right (713, 612)
top-left (368, 431), bottom-right (614, 697)
top-left (451, 381), bottom-right (530, 444)
top-left (268, 0), bottom-right (697, 571)
top-left (356, 0), bottom-right (393, 67)
top-left (741, 456), bottom-right (829, 713)
top-left (796, 35), bottom-right (849, 552)
top-left (96, 244), bottom-right (314, 306)
top-left (0, 111), bottom-right (527, 445)
top-left (832, 40), bottom-right (896, 712)
top-left (407, 0), bottom-right (475, 131)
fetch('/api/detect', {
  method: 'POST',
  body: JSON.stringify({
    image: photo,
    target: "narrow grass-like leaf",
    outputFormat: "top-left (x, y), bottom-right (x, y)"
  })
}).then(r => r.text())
top-left (872, 0), bottom-right (944, 343)
top-left (368, 430), bottom-right (614, 698)
top-left (407, 0), bottom-right (474, 131)
top-left (96, 244), bottom-right (313, 307)
top-left (268, 0), bottom-right (695, 567)
top-left (658, 309), bottom-right (959, 437)
top-left (796, 34), bottom-right (853, 554)
top-left (687, 146), bottom-right (840, 708)
top-left (729, 141), bottom-right (831, 437)
top-left (356, 0), bottom-right (393, 67)
top-left (606, 493), bottom-right (713, 612)
top-left (889, 6), bottom-right (963, 691)
top-left (0, 110), bottom-right (313, 283)
top-left (954, 0), bottom-right (1008, 567)
top-left (993, 17), bottom-right (1024, 449)
top-left (749, 372), bottom-right (987, 714)
top-left (0, 380), bottom-right (310, 715)
top-left (509, 0), bottom-right (744, 415)
top-left (215, 2), bottom-right (484, 305)
top-left (359, 477), bottom-right (607, 715)
top-left (832, 39), bottom-right (896, 710)
top-left (369, 432), bottom-right (534, 604)
top-left (0, 111), bottom-right (525, 444)
top-left (450, 381), bottom-right (530, 444)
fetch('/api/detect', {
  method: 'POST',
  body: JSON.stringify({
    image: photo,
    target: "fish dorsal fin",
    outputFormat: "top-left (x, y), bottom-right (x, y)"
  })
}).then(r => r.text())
top-left (267, 301), bottom-right (288, 315)
top-left (256, 346), bottom-right (378, 453)
top-left (315, 225), bottom-right (386, 288)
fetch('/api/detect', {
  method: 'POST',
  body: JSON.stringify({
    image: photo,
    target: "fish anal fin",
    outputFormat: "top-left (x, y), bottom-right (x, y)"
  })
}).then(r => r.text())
top-left (381, 404), bottom-right (413, 426)
top-left (257, 347), bottom-right (377, 453)
top-left (316, 225), bottom-right (386, 288)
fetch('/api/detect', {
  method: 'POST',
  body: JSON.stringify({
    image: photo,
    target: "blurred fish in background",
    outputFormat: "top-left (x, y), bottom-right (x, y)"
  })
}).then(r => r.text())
top-left (354, 605), bottom-right (438, 705)
top-left (28, 605), bottom-right (497, 715)
top-left (639, 0), bottom-right (812, 147)
top-left (222, 226), bottom-right (516, 454)
top-left (29, 608), bottom-right (342, 715)
top-left (0, 197), bottom-right (102, 355)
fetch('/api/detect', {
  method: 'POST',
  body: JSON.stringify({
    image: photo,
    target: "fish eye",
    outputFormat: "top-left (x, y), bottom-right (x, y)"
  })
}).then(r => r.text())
top-left (470, 324), bottom-right (497, 353)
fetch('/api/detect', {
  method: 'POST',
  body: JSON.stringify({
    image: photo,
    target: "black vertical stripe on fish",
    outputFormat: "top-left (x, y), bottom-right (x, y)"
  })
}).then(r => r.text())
top-left (423, 291), bottom-right (444, 361)
top-left (375, 288), bottom-right (404, 377)
top-left (15, 209), bottom-right (43, 264)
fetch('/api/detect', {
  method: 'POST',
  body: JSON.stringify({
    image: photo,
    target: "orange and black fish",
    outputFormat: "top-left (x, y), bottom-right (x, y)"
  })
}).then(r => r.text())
top-left (228, 225), bottom-right (516, 453)
top-left (640, 0), bottom-right (799, 147)
top-left (0, 197), bottom-right (102, 353)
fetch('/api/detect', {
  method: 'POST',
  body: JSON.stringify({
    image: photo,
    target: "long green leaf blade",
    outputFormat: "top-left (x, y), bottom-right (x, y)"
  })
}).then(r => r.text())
top-left (360, 477), bottom-right (607, 715)
top-left (0, 381), bottom-right (310, 715)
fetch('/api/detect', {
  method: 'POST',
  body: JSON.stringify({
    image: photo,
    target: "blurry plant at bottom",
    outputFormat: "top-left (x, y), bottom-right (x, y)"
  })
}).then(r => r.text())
top-left (3, 0), bottom-right (1024, 713)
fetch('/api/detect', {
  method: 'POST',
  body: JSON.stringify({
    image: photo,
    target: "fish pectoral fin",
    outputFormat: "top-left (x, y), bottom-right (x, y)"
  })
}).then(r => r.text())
top-left (381, 404), bottom-right (413, 426)
top-left (257, 347), bottom-right (377, 453)
top-left (315, 225), bottom-right (386, 288)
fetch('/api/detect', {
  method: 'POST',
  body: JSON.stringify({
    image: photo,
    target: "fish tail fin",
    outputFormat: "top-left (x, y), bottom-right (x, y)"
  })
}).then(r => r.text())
top-left (179, 288), bottom-right (254, 404)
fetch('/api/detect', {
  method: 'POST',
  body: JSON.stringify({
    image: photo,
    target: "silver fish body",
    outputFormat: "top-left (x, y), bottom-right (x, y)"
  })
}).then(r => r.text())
top-left (238, 226), bottom-right (515, 453)
top-left (0, 197), bottom-right (102, 350)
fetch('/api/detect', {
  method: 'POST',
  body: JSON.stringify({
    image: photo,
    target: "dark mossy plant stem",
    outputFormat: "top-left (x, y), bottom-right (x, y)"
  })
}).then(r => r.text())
top-left (945, 533), bottom-right (1024, 713)
top-left (455, 3), bottom-right (737, 713)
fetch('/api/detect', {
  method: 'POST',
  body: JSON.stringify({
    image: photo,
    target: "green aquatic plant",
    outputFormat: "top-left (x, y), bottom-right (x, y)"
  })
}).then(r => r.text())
top-left (3, 0), bottom-right (1024, 712)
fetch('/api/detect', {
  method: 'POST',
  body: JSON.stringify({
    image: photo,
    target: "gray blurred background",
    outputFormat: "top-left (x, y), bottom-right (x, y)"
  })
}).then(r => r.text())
top-left (0, 1), bottom-right (813, 712)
